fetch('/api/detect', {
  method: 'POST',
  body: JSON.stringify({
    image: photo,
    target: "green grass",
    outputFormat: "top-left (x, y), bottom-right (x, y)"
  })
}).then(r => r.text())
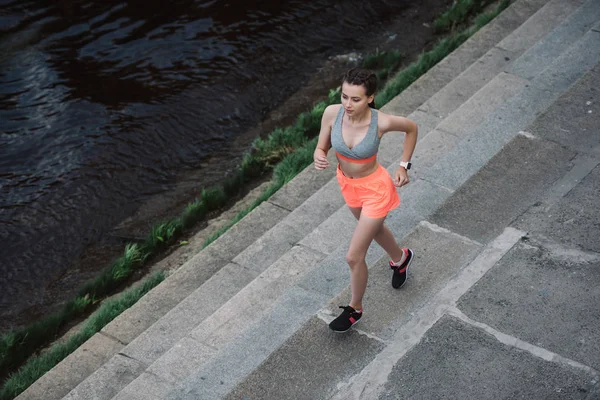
top-left (362, 49), bottom-right (404, 82)
top-left (433, 0), bottom-right (495, 32)
top-left (0, 0), bottom-right (513, 396)
top-left (475, 0), bottom-right (511, 27)
top-left (0, 272), bottom-right (164, 400)
top-left (0, 297), bottom-right (91, 381)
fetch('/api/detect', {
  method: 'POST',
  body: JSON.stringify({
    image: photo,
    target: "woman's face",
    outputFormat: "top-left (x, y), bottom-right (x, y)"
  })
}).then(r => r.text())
top-left (341, 82), bottom-right (374, 116)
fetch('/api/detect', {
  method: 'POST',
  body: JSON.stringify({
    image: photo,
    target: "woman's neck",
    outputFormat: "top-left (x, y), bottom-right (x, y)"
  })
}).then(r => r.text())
top-left (347, 108), bottom-right (370, 124)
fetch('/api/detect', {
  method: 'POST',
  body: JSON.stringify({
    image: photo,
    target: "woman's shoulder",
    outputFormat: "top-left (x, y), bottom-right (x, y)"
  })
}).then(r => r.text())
top-left (323, 104), bottom-right (343, 123)
top-left (376, 111), bottom-right (417, 134)
top-left (324, 103), bottom-right (343, 115)
top-left (375, 110), bottom-right (393, 129)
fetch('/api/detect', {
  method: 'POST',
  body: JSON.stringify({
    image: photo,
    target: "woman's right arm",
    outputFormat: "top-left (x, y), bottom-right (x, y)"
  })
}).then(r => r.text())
top-left (314, 105), bottom-right (338, 170)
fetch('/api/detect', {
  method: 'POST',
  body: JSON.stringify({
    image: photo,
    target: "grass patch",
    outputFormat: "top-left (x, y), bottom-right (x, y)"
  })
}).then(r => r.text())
top-left (0, 272), bottom-right (164, 400)
top-left (363, 48), bottom-right (404, 82)
top-left (433, 0), bottom-right (495, 32)
top-left (475, 0), bottom-right (511, 26)
top-left (0, 0), bottom-right (513, 395)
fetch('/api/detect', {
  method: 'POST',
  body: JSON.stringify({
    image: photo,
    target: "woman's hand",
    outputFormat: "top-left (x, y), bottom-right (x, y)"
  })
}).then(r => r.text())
top-left (314, 154), bottom-right (329, 170)
top-left (393, 167), bottom-right (409, 187)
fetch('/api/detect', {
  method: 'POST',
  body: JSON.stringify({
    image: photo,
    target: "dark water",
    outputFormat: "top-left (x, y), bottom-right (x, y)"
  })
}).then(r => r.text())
top-left (0, 0), bottom-right (418, 329)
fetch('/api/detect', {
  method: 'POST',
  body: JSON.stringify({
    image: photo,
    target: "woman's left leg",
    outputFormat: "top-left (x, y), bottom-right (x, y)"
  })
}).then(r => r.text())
top-left (347, 206), bottom-right (412, 290)
top-left (348, 207), bottom-right (404, 263)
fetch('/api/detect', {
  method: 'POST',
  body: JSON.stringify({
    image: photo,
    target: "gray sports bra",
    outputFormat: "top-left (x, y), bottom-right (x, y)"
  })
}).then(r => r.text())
top-left (331, 106), bottom-right (380, 162)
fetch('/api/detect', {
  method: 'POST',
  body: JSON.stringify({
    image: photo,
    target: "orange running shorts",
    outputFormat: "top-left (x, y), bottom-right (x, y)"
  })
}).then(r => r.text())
top-left (336, 164), bottom-right (400, 218)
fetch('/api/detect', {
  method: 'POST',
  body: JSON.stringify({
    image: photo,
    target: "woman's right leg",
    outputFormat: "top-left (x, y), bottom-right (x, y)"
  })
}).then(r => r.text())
top-left (345, 210), bottom-right (387, 311)
top-left (329, 208), bottom-right (386, 332)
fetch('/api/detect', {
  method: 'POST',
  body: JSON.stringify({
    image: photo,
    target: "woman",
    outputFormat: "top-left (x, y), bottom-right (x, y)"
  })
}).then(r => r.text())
top-left (314, 68), bottom-right (418, 333)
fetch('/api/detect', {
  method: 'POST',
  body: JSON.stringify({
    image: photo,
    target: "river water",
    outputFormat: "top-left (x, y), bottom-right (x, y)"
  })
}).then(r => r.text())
top-left (0, 0), bottom-right (450, 330)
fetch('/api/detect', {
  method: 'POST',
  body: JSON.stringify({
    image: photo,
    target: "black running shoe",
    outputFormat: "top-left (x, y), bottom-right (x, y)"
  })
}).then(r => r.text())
top-left (329, 306), bottom-right (362, 332)
top-left (390, 248), bottom-right (414, 289)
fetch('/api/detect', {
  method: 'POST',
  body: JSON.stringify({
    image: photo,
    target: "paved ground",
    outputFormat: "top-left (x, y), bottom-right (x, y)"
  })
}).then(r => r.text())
top-left (226, 63), bottom-right (600, 400)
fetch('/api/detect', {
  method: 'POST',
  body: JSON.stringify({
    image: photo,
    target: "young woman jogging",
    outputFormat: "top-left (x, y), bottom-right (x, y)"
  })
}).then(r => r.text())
top-left (313, 68), bottom-right (418, 332)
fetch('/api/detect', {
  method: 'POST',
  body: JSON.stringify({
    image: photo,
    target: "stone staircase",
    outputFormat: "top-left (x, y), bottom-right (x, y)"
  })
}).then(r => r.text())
top-left (17, 0), bottom-right (600, 398)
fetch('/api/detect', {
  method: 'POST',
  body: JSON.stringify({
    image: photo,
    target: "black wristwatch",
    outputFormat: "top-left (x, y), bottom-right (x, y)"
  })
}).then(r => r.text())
top-left (399, 161), bottom-right (412, 170)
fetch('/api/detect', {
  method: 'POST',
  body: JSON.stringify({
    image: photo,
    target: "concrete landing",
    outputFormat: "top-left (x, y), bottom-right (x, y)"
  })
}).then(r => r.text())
top-left (378, 315), bottom-right (596, 399)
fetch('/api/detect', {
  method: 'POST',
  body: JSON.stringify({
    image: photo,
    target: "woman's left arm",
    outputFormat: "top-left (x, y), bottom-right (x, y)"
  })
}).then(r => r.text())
top-left (380, 113), bottom-right (418, 187)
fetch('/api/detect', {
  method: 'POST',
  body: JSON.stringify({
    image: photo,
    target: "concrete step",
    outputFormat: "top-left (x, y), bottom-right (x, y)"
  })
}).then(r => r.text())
top-left (58, 179), bottom-right (345, 400)
top-left (224, 61), bottom-right (600, 400)
top-left (101, 2), bottom-right (600, 399)
top-left (423, 14), bottom-right (600, 192)
top-left (17, 200), bottom-right (293, 400)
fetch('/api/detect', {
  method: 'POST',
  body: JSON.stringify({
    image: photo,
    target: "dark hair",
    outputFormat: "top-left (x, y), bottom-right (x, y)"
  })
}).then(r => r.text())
top-left (342, 68), bottom-right (377, 109)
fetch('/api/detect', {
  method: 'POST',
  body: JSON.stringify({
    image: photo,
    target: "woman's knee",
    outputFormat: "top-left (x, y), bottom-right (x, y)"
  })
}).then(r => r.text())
top-left (345, 251), bottom-right (365, 268)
